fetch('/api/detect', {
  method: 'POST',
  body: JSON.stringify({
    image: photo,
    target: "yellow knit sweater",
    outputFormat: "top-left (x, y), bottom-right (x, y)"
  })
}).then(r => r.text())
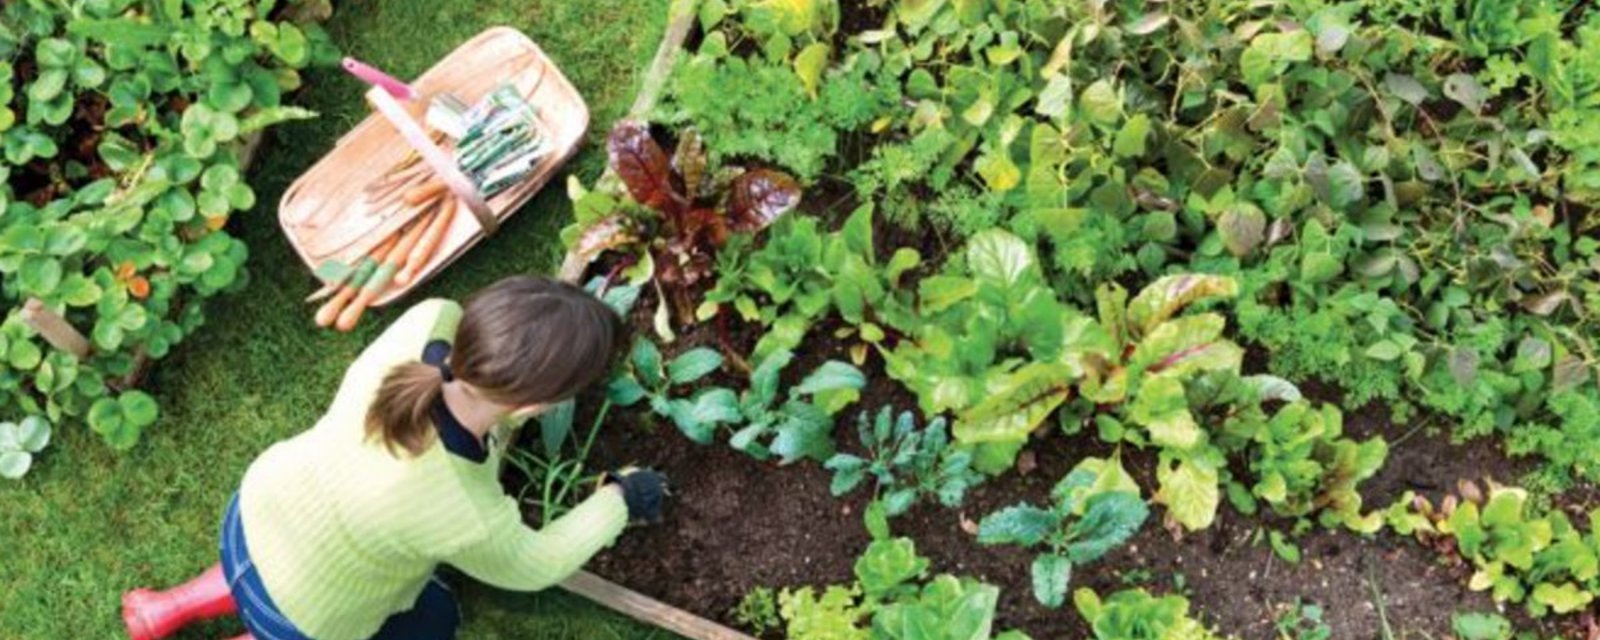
top-left (238, 299), bottom-right (628, 639)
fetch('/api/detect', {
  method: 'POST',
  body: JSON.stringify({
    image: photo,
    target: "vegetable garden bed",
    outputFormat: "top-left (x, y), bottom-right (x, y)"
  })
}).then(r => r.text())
top-left (497, 0), bottom-right (1600, 638)
top-left (525, 212), bottom-right (1594, 639)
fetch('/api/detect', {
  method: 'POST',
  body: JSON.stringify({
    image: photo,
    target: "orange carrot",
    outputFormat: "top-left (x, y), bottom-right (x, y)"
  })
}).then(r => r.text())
top-left (395, 196), bottom-right (457, 287)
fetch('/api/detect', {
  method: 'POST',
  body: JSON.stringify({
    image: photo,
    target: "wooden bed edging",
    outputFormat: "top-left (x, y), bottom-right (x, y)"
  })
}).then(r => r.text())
top-left (561, 571), bottom-right (756, 640)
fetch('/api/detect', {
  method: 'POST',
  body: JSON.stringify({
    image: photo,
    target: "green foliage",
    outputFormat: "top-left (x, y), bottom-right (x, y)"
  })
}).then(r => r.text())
top-left (653, 21), bottom-right (895, 182)
top-left (1220, 402), bottom-right (1388, 533)
top-left (977, 457), bottom-right (1148, 607)
top-left (1387, 483), bottom-right (1600, 618)
top-left (731, 586), bottom-right (782, 636)
top-left (0, 0), bottom-right (330, 449)
top-left (1073, 587), bottom-right (1230, 640)
top-left (1452, 611), bottom-right (1513, 640)
top-left (609, 334), bottom-right (864, 463)
top-left (608, 340), bottom-right (737, 444)
top-left (1273, 599), bottom-right (1331, 640)
top-left (0, 415), bottom-right (51, 479)
top-left (776, 508), bottom-right (1032, 640)
top-left (825, 407), bottom-right (983, 517)
top-left (700, 203), bottom-right (921, 363)
top-left (727, 348), bottom-right (865, 463)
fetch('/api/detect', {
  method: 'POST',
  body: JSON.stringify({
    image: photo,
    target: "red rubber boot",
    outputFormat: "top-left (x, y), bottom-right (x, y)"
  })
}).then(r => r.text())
top-left (122, 563), bottom-right (238, 640)
top-left (224, 635), bottom-right (256, 640)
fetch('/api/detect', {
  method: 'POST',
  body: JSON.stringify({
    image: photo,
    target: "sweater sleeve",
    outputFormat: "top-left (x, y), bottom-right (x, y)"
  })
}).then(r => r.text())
top-left (445, 486), bottom-right (630, 591)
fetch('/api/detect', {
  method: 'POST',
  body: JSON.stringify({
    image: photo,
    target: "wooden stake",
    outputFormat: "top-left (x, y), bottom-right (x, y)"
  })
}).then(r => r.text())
top-left (20, 298), bottom-right (90, 359)
top-left (559, 571), bottom-right (755, 640)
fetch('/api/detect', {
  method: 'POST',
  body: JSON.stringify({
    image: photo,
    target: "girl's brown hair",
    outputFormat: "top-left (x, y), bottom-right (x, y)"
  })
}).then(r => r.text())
top-left (366, 276), bottom-right (626, 455)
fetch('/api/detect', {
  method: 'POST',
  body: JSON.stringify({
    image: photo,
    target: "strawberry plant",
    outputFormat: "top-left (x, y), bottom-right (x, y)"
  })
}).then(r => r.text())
top-left (824, 407), bottom-right (982, 517)
top-left (977, 456), bottom-right (1149, 608)
top-left (0, 0), bottom-right (332, 454)
top-left (0, 415), bottom-right (50, 479)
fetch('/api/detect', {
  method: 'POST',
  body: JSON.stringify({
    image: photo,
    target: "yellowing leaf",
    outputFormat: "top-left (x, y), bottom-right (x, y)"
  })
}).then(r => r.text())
top-left (793, 43), bottom-right (830, 98)
top-left (1156, 454), bottom-right (1220, 530)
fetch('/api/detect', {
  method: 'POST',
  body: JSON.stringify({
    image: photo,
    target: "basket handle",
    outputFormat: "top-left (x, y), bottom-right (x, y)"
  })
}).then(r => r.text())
top-left (364, 87), bottom-right (500, 235)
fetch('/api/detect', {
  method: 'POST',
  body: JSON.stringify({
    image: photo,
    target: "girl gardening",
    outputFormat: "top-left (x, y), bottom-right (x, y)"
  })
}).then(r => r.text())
top-left (122, 275), bottom-right (667, 640)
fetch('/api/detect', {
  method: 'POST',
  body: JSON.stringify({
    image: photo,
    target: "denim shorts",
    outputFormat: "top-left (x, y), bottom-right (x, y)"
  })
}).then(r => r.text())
top-left (219, 494), bottom-right (460, 639)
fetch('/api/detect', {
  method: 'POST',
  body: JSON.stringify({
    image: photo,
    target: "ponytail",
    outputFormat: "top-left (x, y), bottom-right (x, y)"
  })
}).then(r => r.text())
top-left (366, 362), bottom-right (446, 456)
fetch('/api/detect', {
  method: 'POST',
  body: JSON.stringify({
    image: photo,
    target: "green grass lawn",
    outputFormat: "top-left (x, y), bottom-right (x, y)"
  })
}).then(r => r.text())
top-left (0, 1), bottom-right (682, 638)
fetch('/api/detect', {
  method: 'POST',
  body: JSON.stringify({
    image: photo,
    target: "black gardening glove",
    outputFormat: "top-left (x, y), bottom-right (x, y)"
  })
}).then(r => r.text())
top-left (604, 468), bottom-right (669, 524)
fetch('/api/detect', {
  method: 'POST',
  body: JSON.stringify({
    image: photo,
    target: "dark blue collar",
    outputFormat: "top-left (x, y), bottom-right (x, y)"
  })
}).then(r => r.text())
top-left (422, 340), bottom-right (487, 463)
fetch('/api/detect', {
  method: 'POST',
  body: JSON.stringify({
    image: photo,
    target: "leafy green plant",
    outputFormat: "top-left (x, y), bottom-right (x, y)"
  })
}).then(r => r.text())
top-left (1451, 611), bottom-right (1514, 640)
top-left (573, 121), bottom-right (802, 326)
top-left (731, 586), bottom-right (782, 637)
top-left (607, 340), bottom-right (736, 444)
top-left (824, 407), bottom-right (982, 517)
top-left (726, 348), bottom-right (865, 464)
top-left (0, 415), bottom-right (51, 480)
top-left (977, 456), bottom-right (1149, 607)
top-left (1273, 599), bottom-right (1330, 640)
top-left (1386, 481), bottom-right (1600, 617)
top-left (1220, 402), bottom-right (1389, 533)
top-left (776, 503), bottom-right (1034, 640)
top-left (1, 0), bottom-right (331, 450)
top-left (700, 203), bottom-right (922, 365)
top-left (1073, 587), bottom-right (1230, 640)
top-left (883, 229), bottom-right (1092, 472)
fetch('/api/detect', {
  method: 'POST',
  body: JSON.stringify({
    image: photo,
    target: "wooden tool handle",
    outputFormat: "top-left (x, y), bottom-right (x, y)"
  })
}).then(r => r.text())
top-left (405, 178), bottom-right (450, 207)
top-left (396, 196), bottom-right (457, 287)
top-left (314, 234), bottom-right (400, 327)
top-left (334, 212), bottom-right (435, 331)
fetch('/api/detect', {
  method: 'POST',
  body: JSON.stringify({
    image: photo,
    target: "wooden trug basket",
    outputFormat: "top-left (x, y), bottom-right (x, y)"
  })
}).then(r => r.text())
top-left (278, 26), bottom-right (589, 306)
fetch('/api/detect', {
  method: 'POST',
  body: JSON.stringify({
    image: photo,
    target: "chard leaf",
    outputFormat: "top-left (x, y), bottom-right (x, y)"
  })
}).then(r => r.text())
top-left (607, 121), bottom-right (684, 216)
top-left (1130, 314), bottom-right (1243, 377)
top-left (1125, 274), bottom-right (1239, 337)
top-left (1128, 375), bottom-right (1202, 450)
top-left (1155, 453), bottom-right (1221, 531)
top-left (954, 363), bottom-right (1073, 445)
top-left (728, 169), bottom-right (801, 233)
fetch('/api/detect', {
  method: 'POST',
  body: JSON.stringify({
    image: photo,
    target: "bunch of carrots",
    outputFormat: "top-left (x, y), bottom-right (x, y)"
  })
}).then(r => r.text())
top-left (309, 151), bottom-right (457, 332)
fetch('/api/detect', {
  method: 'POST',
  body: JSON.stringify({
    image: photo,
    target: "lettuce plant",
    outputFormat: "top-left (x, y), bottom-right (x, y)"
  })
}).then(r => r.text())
top-left (977, 457), bottom-right (1149, 608)
top-left (1220, 402), bottom-right (1388, 533)
top-left (776, 503), bottom-right (1034, 640)
top-left (1073, 587), bottom-right (1230, 640)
